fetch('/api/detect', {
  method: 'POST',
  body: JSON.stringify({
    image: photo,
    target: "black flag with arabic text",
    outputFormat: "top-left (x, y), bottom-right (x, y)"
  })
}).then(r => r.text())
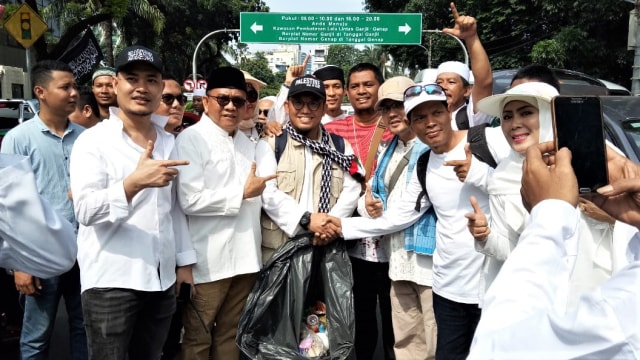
top-left (58, 30), bottom-right (104, 84)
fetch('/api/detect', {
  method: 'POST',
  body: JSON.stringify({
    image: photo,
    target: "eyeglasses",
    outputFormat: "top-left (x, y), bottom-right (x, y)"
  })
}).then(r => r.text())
top-left (258, 108), bottom-right (271, 116)
top-left (206, 95), bottom-right (247, 108)
top-left (378, 101), bottom-right (404, 114)
top-left (290, 98), bottom-right (322, 111)
top-left (403, 84), bottom-right (446, 100)
top-left (246, 89), bottom-right (259, 103)
top-left (161, 93), bottom-right (187, 106)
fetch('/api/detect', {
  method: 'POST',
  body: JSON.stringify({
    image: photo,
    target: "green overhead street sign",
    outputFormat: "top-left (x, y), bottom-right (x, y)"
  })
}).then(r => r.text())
top-left (240, 12), bottom-right (422, 45)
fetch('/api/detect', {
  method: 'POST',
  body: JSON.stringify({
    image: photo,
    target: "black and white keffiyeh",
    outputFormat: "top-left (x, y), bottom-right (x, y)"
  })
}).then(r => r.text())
top-left (283, 123), bottom-right (359, 213)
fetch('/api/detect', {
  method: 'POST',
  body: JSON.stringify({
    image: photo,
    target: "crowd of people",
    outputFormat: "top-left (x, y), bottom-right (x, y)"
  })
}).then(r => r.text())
top-left (1, 2), bottom-right (639, 360)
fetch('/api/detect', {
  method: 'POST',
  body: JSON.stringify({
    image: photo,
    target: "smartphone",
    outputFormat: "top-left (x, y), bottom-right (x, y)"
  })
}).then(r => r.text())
top-left (178, 282), bottom-right (192, 303)
top-left (551, 96), bottom-right (608, 193)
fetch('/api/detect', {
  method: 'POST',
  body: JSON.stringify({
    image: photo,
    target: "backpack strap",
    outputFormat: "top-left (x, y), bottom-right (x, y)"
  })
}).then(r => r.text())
top-left (387, 148), bottom-right (412, 194)
top-left (467, 124), bottom-right (497, 168)
top-left (329, 133), bottom-right (345, 154)
top-left (274, 130), bottom-right (289, 163)
top-left (415, 150), bottom-right (431, 212)
top-left (455, 105), bottom-right (470, 130)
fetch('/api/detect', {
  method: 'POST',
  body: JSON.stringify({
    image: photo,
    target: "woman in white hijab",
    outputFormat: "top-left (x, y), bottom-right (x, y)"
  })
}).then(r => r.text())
top-left (467, 82), bottom-right (618, 307)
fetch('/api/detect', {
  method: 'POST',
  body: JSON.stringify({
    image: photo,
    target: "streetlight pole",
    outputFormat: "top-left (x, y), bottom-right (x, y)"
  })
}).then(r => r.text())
top-left (191, 29), bottom-right (239, 87)
top-left (423, 29), bottom-right (469, 67)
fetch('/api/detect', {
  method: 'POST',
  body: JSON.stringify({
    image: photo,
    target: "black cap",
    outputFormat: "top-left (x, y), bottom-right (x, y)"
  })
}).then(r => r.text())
top-left (313, 65), bottom-right (344, 85)
top-left (115, 45), bottom-right (163, 74)
top-left (288, 75), bottom-right (326, 99)
top-left (206, 67), bottom-right (247, 93)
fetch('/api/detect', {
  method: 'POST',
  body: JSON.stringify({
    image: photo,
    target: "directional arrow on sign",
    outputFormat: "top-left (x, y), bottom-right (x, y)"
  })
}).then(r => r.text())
top-left (398, 23), bottom-right (411, 35)
top-left (240, 12), bottom-right (422, 45)
top-left (251, 22), bottom-right (263, 34)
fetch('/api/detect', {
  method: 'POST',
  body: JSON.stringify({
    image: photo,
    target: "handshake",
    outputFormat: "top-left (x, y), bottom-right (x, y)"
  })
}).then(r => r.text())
top-left (307, 213), bottom-right (343, 246)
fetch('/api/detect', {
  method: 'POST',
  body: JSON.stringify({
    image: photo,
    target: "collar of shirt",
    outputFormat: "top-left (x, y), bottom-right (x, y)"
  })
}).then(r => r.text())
top-left (105, 108), bottom-right (174, 160)
top-left (33, 113), bottom-right (81, 138)
top-left (108, 106), bottom-right (169, 128)
top-left (199, 113), bottom-right (238, 139)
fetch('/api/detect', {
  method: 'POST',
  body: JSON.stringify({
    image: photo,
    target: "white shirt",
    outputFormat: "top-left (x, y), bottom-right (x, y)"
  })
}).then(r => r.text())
top-left (469, 200), bottom-right (640, 359)
top-left (173, 114), bottom-right (262, 284)
top-left (342, 136), bottom-right (489, 304)
top-left (357, 138), bottom-right (434, 284)
top-left (0, 154), bottom-right (77, 279)
top-left (321, 112), bottom-right (347, 125)
top-left (256, 134), bottom-right (361, 236)
top-left (70, 110), bottom-right (196, 293)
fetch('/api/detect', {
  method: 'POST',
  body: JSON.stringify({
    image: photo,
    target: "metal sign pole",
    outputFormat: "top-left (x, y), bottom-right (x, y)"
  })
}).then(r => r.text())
top-left (192, 29), bottom-right (239, 89)
top-left (25, 47), bottom-right (32, 99)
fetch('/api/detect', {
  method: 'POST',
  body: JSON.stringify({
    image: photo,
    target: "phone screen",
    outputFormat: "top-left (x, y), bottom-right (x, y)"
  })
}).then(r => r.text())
top-left (552, 96), bottom-right (608, 193)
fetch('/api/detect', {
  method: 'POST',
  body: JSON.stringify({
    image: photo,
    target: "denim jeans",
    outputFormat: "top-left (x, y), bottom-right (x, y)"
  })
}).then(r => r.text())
top-left (81, 285), bottom-right (175, 360)
top-left (20, 262), bottom-right (87, 360)
top-left (432, 292), bottom-right (481, 360)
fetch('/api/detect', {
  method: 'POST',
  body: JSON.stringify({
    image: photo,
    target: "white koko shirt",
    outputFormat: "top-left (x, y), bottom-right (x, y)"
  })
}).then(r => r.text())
top-left (469, 200), bottom-right (640, 359)
top-left (173, 115), bottom-right (263, 284)
top-left (70, 110), bottom-right (196, 293)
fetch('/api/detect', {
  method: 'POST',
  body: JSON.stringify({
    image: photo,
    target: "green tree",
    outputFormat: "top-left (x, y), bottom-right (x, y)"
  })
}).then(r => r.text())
top-left (240, 52), bottom-right (275, 85)
top-left (364, 0), bottom-right (634, 87)
top-left (326, 45), bottom-right (363, 80)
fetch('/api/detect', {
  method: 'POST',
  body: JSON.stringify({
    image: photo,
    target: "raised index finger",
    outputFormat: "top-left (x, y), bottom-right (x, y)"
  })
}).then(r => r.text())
top-left (469, 195), bottom-right (483, 215)
top-left (302, 53), bottom-right (310, 69)
top-left (450, 2), bottom-right (460, 19)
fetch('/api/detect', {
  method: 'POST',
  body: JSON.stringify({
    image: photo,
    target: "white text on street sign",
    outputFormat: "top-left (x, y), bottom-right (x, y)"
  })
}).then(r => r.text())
top-left (240, 13), bottom-right (422, 45)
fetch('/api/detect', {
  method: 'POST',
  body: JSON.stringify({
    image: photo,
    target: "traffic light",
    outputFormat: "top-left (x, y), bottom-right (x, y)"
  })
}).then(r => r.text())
top-left (21, 12), bottom-right (31, 40)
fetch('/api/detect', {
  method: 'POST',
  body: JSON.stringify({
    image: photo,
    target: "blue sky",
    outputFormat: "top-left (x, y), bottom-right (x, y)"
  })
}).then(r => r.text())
top-left (247, 0), bottom-right (367, 52)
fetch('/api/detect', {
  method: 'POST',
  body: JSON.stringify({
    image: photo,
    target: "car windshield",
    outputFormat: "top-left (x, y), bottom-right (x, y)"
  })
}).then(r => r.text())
top-left (621, 118), bottom-right (640, 153)
top-left (0, 102), bottom-right (22, 135)
top-left (601, 96), bottom-right (640, 161)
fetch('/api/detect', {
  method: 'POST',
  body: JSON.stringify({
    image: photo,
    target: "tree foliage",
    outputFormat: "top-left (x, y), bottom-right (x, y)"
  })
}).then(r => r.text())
top-left (364, 0), bottom-right (634, 87)
top-left (23, 0), bottom-right (268, 83)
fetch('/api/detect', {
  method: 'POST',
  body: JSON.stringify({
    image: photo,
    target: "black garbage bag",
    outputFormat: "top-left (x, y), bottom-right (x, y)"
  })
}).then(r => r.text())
top-left (237, 233), bottom-right (355, 360)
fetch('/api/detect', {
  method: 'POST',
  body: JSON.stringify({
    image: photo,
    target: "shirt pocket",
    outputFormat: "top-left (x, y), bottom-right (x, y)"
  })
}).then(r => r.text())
top-left (276, 168), bottom-right (297, 194)
top-left (330, 167), bottom-right (345, 198)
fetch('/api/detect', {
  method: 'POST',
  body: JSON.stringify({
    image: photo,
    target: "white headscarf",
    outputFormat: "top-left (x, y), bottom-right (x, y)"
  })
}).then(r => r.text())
top-left (476, 82), bottom-right (559, 196)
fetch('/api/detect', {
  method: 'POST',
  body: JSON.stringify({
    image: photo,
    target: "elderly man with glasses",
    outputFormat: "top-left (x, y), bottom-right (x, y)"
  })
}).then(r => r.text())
top-left (171, 66), bottom-right (276, 360)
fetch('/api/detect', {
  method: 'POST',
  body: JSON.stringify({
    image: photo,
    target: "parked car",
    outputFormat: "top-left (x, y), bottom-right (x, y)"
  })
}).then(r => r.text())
top-left (492, 68), bottom-right (630, 96)
top-left (0, 99), bottom-right (39, 145)
top-left (601, 96), bottom-right (640, 163)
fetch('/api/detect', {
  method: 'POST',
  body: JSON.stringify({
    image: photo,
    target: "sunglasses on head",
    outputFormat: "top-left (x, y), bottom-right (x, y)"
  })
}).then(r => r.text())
top-left (258, 108), bottom-right (270, 116)
top-left (161, 93), bottom-right (187, 106)
top-left (206, 95), bottom-right (247, 108)
top-left (403, 84), bottom-right (445, 100)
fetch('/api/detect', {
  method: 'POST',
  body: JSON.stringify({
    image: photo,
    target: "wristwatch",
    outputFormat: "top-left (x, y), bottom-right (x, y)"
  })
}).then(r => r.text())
top-left (299, 211), bottom-right (312, 230)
